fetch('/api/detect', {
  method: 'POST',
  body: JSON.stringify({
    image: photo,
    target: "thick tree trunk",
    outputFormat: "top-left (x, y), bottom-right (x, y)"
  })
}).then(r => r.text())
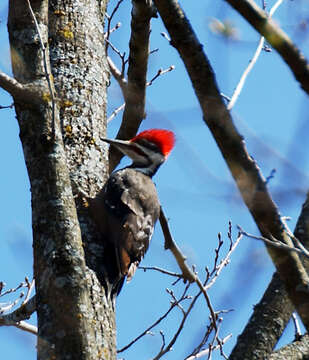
top-left (8, 0), bottom-right (115, 359)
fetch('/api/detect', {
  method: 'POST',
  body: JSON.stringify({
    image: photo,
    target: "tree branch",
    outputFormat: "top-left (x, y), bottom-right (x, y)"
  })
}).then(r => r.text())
top-left (224, 0), bottom-right (309, 95)
top-left (229, 272), bottom-right (293, 360)
top-left (0, 71), bottom-right (44, 103)
top-left (0, 296), bottom-right (37, 335)
top-left (0, 71), bottom-right (25, 97)
top-left (153, 0), bottom-right (309, 330)
top-left (238, 226), bottom-right (309, 258)
top-left (294, 192), bottom-right (309, 273)
top-left (269, 334), bottom-right (309, 360)
top-left (230, 190), bottom-right (309, 359)
top-left (108, 0), bottom-right (156, 172)
top-left (159, 208), bottom-right (196, 283)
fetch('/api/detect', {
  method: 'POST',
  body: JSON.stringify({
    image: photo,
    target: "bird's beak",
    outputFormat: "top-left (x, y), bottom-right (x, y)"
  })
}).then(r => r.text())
top-left (102, 137), bottom-right (131, 147)
top-left (101, 137), bottom-right (138, 159)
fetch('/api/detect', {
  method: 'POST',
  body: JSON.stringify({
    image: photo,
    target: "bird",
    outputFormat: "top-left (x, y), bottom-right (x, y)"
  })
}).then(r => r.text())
top-left (88, 129), bottom-right (175, 297)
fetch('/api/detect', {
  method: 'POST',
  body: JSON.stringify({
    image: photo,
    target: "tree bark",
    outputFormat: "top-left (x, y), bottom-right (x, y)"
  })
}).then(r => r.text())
top-left (269, 334), bottom-right (309, 360)
top-left (7, 0), bottom-right (115, 359)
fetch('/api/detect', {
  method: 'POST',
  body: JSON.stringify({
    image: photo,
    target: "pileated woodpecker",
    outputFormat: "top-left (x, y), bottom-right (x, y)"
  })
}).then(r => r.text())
top-left (89, 129), bottom-right (175, 296)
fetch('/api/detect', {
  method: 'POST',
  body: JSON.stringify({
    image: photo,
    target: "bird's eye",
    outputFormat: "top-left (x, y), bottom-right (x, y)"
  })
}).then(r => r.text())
top-left (137, 139), bottom-right (162, 154)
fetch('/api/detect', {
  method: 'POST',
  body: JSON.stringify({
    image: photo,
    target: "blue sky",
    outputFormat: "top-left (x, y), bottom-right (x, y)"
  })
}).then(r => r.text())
top-left (1, 1), bottom-right (309, 359)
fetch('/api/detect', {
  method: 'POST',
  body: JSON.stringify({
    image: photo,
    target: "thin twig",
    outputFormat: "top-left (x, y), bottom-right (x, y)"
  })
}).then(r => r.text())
top-left (139, 266), bottom-right (183, 279)
top-left (152, 284), bottom-right (202, 360)
top-left (0, 103), bottom-right (14, 110)
top-left (0, 292), bottom-right (24, 314)
top-left (107, 57), bottom-right (127, 95)
top-left (160, 32), bottom-right (171, 42)
top-left (186, 334), bottom-right (232, 360)
top-left (149, 48), bottom-right (159, 55)
top-left (14, 320), bottom-right (38, 335)
top-left (227, 0), bottom-right (283, 110)
top-left (159, 331), bottom-right (166, 352)
top-left (104, 22), bottom-right (121, 40)
top-left (281, 217), bottom-right (309, 258)
top-left (117, 284), bottom-right (191, 353)
top-left (147, 66), bottom-right (175, 86)
top-left (106, 40), bottom-right (127, 77)
top-left (107, 103), bottom-right (125, 123)
top-left (205, 232), bottom-right (242, 290)
top-left (292, 312), bottom-right (302, 341)
top-left (22, 278), bottom-right (35, 306)
top-left (105, 0), bottom-right (125, 52)
top-left (224, 0), bottom-right (309, 95)
top-left (0, 282), bottom-right (24, 298)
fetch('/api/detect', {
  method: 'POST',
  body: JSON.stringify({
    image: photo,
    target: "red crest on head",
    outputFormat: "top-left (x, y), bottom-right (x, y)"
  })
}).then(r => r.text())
top-left (131, 129), bottom-right (175, 157)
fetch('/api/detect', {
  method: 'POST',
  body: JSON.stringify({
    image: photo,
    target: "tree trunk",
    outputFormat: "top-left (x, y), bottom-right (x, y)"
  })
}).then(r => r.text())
top-left (8, 0), bottom-right (115, 359)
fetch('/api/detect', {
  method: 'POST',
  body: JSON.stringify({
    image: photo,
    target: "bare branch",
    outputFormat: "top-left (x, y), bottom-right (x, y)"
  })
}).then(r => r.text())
top-left (107, 57), bottom-right (127, 95)
top-left (205, 231), bottom-right (242, 290)
top-left (238, 226), bottom-right (309, 258)
top-left (107, 103), bottom-right (125, 123)
top-left (281, 217), bottom-right (309, 258)
top-left (159, 208), bottom-right (196, 283)
top-left (0, 296), bottom-right (37, 335)
top-left (229, 271), bottom-right (293, 360)
top-left (106, 39), bottom-right (128, 77)
top-left (224, 0), bottom-right (309, 95)
top-left (105, 0), bottom-right (125, 49)
top-left (22, 278), bottom-right (35, 306)
top-left (109, 0), bottom-right (156, 172)
top-left (0, 71), bottom-right (29, 99)
top-left (228, 36), bottom-right (264, 110)
top-left (0, 71), bottom-right (51, 105)
top-left (228, 0), bottom-right (283, 110)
